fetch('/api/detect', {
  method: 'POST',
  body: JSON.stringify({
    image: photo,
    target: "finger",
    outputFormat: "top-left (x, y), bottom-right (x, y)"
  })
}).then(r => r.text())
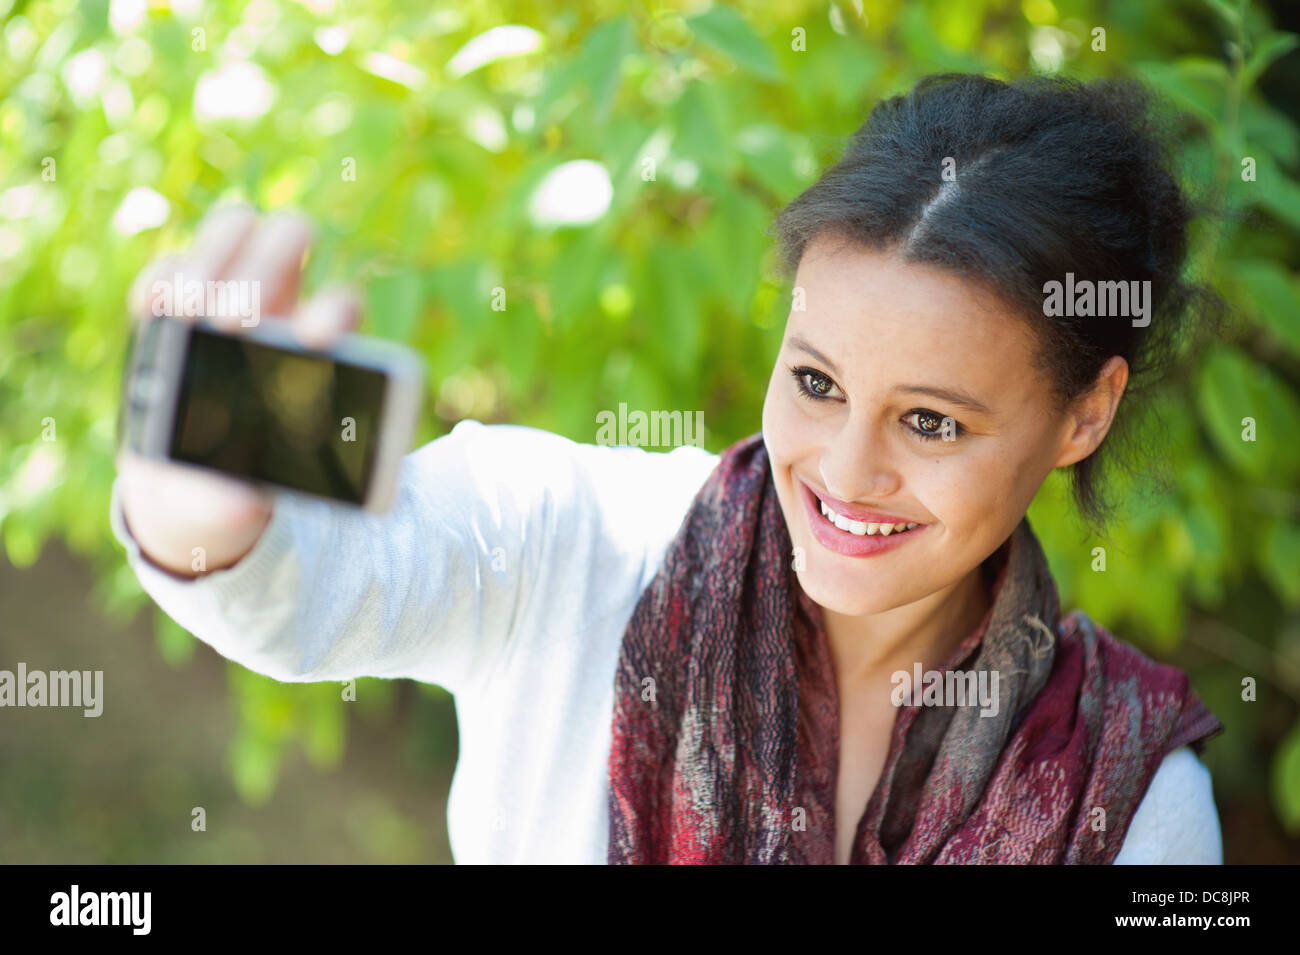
top-left (124, 206), bottom-right (258, 329)
top-left (222, 209), bottom-right (314, 325)
top-left (127, 253), bottom-right (189, 323)
top-left (187, 203), bottom-right (259, 287)
top-left (291, 284), bottom-right (363, 350)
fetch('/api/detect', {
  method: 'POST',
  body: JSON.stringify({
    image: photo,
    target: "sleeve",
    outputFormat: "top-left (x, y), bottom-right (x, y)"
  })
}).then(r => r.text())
top-left (1112, 746), bottom-right (1223, 864)
top-left (110, 419), bottom-right (719, 697)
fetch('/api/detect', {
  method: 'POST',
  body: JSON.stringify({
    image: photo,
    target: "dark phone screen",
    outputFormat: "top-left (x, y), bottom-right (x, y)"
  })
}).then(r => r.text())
top-left (170, 327), bottom-right (387, 504)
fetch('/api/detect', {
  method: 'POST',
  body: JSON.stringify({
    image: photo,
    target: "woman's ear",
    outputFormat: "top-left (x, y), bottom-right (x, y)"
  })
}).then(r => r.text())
top-left (1053, 355), bottom-right (1129, 468)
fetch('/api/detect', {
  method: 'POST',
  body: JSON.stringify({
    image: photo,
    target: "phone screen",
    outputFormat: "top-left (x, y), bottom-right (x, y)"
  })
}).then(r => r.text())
top-left (170, 327), bottom-right (388, 504)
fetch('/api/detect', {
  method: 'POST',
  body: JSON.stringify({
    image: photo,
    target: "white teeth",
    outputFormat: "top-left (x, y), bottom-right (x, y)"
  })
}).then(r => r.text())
top-left (816, 496), bottom-right (922, 537)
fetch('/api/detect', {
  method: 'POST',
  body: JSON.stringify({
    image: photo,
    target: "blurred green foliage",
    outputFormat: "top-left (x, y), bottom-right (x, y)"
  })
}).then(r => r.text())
top-left (2, 0), bottom-right (1299, 856)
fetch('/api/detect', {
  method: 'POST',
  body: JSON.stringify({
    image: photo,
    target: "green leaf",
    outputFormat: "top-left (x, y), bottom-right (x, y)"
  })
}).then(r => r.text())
top-left (1195, 346), bottom-right (1300, 482)
top-left (549, 229), bottom-right (607, 329)
top-left (1134, 59), bottom-right (1230, 130)
top-left (736, 123), bottom-right (803, 198)
top-left (670, 81), bottom-right (731, 176)
top-left (228, 732), bottom-right (282, 806)
top-left (534, 55), bottom-right (583, 128)
top-left (1273, 722), bottom-right (1300, 834)
top-left (1229, 258), bottom-right (1300, 357)
top-left (686, 6), bottom-right (782, 82)
top-left (1202, 0), bottom-right (1244, 35)
top-left (303, 692), bottom-right (346, 769)
top-left (426, 260), bottom-right (493, 330)
top-left (1257, 518), bottom-right (1300, 607)
top-left (366, 271), bottom-right (421, 343)
top-left (897, 3), bottom-right (990, 73)
top-left (638, 242), bottom-right (703, 379)
top-left (493, 298), bottom-right (543, 387)
top-left (153, 609), bottom-right (196, 669)
top-left (575, 15), bottom-right (635, 124)
top-left (1252, 154), bottom-right (1300, 233)
top-left (2, 517), bottom-right (41, 569)
top-left (1243, 32), bottom-right (1300, 90)
top-left (699, 187), bottom-right (768, 315)
top-left (788, 32), bottom-right (885, 114)
top-left (1183, 494), bottom-right (1229, 605)
top-left (1241, 98), bottom-right (1300, 168)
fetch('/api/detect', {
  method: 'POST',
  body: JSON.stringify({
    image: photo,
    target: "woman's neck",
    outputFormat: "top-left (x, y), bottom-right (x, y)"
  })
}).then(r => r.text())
top-left (820, 564), bottom-right (993, 696)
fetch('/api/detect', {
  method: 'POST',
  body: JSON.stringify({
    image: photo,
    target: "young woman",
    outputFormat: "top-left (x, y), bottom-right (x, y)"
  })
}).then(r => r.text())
top-left (113, 73), bottom-right (1224, 864)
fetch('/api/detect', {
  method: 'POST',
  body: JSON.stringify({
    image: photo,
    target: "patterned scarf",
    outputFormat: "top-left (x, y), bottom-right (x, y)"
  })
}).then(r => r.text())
top-left (607, 433), bottom-right (1222, 864)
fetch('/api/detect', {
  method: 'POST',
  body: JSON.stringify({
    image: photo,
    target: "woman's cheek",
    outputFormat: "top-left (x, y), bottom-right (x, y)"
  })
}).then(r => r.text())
top-left (923, 442), bottom-right (1035, 539)
top-left (908, 446), bottom-right (1002, 533)
top-left (760, 376), bottom-right (785, 448)
top-left (762, 388), bottom-right (806, 459)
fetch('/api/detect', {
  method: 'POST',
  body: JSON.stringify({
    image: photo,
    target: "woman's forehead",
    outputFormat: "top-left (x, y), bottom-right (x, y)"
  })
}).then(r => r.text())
top-left (788, 242), bottom-right (1041, 374)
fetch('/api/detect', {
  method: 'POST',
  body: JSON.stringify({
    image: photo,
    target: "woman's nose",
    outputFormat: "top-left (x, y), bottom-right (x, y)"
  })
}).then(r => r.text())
top-left (818, 423), bottom-right (902, 503)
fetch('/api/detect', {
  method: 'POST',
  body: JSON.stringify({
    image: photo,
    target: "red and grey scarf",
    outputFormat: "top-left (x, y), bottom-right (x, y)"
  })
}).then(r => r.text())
top-left (606, 432), bottom-right (1222, 864)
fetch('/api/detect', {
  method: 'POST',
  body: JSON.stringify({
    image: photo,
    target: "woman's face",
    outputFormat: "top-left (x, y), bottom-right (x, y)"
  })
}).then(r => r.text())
top-left (762, 235), bottom-right (1089, 617)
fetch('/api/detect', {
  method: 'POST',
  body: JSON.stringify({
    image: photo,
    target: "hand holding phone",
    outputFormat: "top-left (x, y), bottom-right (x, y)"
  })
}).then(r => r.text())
top-left (122, 314), bottom-right (422, 508)
top-left (115, 206), bottom-right (410, 579)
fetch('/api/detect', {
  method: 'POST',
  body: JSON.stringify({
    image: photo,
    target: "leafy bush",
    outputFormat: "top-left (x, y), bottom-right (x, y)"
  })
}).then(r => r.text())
top-left (2, 0), bottom-right (1297, 855)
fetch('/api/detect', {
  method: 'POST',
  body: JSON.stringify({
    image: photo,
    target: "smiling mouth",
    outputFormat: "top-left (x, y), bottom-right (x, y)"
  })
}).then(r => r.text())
top-left (815, 497), bottom-right (922, 537)
top-left (796, 479), bottom-right (927, 558)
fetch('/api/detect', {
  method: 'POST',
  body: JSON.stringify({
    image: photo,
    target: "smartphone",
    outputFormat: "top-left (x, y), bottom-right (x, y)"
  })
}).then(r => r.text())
top-left (118, 315), bottom-right (424, 511)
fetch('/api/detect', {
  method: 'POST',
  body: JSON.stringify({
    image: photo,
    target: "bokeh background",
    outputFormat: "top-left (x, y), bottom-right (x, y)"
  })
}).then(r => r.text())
top-left (2, 0), bottom-right (1299, 863)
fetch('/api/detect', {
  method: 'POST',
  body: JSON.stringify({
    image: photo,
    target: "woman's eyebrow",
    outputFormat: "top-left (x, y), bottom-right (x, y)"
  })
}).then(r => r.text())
top-left (787, 336), bottom-right (842, 376)
top-left (892, 385), bottom-right (993, 416)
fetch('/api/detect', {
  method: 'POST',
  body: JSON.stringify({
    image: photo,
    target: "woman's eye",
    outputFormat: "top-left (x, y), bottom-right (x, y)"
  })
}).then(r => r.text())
top-left (804, 373), bottom-right (834, 396)
top-left (789, 365), bottom-right (842, 401)
top-left (904, 410), bottom-right (960, 440)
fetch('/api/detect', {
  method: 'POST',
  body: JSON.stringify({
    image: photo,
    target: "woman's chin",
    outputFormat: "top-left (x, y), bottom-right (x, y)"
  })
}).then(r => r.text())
top-left (794, 567), bottom-right (910, 618)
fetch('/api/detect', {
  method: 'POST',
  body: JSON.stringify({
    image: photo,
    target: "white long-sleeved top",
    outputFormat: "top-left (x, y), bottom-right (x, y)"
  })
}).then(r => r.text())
top-left (109, 419), bottom-right (1223, 864)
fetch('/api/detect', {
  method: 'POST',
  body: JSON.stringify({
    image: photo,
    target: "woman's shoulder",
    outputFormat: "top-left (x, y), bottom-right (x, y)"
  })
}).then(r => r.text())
top-left (1049, 609), bottom-right (1225, 862)
top-left (1057, 608), bottom-right (1224, 754)
top-left (1113, 745), bottom-right (1223, 864)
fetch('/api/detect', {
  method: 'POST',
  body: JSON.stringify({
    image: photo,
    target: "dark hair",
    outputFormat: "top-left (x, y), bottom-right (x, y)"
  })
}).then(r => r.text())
top-left (771, 73), bottom-right (1221, 528)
